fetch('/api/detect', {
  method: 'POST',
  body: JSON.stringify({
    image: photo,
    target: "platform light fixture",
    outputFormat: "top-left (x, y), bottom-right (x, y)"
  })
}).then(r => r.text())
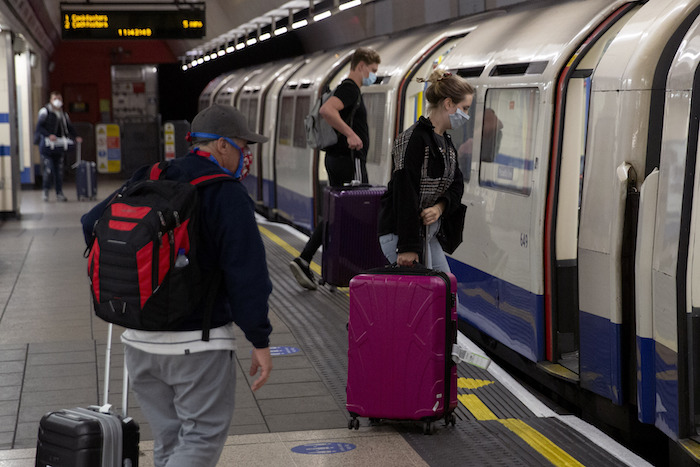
top-left (313, 10), bottom-right (331, 21)
top-left (339, 0), bottom-right (361, 11)
top-left (181, 0), bottom-right (376, 70)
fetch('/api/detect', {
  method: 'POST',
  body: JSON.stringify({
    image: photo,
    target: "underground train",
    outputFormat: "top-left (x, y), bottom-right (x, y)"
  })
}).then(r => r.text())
top-left (198, 0), bottom-right (700, 462)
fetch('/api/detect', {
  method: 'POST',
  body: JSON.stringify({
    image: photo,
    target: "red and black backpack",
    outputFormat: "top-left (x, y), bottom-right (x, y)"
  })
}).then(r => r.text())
top-left (86, 162), bottom-right (232, 340)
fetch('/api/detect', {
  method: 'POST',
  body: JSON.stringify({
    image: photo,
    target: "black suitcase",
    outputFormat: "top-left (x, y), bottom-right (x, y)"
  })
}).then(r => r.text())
top-left (73, 141), bottom-right (98, 201)
top-left (35, 324), bottom-right (140, 467)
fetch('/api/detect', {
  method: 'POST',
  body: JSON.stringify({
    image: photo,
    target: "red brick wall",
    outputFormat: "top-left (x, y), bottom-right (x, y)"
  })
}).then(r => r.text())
top-left (48, 40), bottom-right (177, 125)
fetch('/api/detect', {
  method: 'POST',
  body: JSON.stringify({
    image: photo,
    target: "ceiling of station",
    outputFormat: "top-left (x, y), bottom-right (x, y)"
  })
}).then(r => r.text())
top-left (4, 0), bottom-right (343, 60)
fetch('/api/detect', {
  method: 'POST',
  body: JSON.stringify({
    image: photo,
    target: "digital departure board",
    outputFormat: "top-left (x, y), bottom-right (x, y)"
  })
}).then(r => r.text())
top-left (60, 3), bottom-right (206, 39)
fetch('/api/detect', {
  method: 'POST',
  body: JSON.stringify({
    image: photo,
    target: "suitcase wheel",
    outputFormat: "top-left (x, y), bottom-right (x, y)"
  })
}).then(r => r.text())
top-left (348, 417), bottom-right (360, 430)
top-left (422, 421), bottom-right (434, 435)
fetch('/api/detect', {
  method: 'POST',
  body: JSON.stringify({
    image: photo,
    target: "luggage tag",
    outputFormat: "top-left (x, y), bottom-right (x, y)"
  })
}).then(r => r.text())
top-left (451, 344), bottom-right (491, 370)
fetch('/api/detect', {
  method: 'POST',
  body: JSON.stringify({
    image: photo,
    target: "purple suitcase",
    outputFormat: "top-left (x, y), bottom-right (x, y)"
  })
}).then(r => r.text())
top-left (321, 185), bottom-right (387, 287)
top-left (346, 266), bottom-right (458, 433)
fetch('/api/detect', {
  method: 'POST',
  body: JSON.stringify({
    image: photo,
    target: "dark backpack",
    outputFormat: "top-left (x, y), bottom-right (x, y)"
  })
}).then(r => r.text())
top-left (86, 162), bottom-right (232, 340)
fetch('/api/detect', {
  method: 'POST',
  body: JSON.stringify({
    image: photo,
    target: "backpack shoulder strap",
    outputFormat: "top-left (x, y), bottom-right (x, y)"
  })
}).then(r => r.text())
top-left (190, 173), bottom-right (234, 186)
top-left (149, 161), bottom-right (169, 180)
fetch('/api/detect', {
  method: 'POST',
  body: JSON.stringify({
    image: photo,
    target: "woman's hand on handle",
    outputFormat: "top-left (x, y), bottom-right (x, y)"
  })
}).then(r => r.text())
top-left (397, 252), bottom-right (419, 267)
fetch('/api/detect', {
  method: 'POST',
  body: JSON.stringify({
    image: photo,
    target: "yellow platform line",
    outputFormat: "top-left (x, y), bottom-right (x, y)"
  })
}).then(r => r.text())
top-left (258, 224), bottom-right (321, 275)
top-left (459, 394), bottom-right (584, 466)
top-left (258, 224), bottom-right (350, 294)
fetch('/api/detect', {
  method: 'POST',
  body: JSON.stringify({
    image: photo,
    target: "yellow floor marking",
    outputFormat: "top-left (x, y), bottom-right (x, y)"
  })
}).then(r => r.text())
top-left (257, 224), bottom-right (348, 293)
top-left (458, 377), bottom-right (494, 389)
top-left (458, 394), bottom-right (498, 420)
top-left (459, 393), bottom-right (585, 466)
top-left (499, 419), bottom-right (584, 467)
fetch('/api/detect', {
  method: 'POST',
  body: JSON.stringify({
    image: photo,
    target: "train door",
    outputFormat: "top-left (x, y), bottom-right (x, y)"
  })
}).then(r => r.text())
top-left (260, 59), bottom-right (305, 214)
top-left (546, 9), bottom-right (635, 374)
top-left (238, 86), bottom-right (261, 200)
top-left (643, 12), bottom-right (700, 443)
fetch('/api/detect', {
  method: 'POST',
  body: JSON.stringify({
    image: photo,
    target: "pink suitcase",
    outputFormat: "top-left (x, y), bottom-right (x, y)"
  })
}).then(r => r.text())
top-left (346, 266), bottom-right (458, 433)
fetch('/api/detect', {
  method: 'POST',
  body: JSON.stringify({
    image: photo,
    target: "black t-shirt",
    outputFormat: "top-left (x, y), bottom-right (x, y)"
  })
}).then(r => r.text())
top-left (324, 79), bottom-right (369, 160)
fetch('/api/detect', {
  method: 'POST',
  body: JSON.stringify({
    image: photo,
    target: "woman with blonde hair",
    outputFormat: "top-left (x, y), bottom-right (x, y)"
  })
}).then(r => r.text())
top-left (378, 69), bottom-right (473, 271)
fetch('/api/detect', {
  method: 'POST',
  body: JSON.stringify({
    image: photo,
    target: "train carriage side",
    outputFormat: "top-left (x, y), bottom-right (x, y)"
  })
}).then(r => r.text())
top-left (241, 58), bottom-right (306, 214)
top-left (580, 0), bottom-right (700, 418)
top-left (360, 26), bottom-right (473, 186)
top-left (213, 68), bottom-right (256, 107)
top-left (198, 73), bottom-right (234, 112)
top-left (274, 49), bottom-right (355, 232)
top-left (440, 0), bottom-right (637, 370)
top-left (634, 4), bottom-right (700, 456)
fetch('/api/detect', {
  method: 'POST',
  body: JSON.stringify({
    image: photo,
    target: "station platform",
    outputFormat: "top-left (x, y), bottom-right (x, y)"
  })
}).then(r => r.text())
top-left (0, 179), bottom-right (653, 466)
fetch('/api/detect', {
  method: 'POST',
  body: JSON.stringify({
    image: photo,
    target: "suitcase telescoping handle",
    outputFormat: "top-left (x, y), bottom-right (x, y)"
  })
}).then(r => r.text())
top-left (103, 323), bottom-right (129, 418)
top-left (70, 140), bottom-right (82, 169)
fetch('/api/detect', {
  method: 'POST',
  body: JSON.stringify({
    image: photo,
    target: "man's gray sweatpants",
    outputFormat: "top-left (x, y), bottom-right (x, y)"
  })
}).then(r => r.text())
top-left (124, 346), bottom-right (237, 467)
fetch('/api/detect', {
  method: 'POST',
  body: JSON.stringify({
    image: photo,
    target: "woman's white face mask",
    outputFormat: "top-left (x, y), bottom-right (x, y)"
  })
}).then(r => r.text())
top-left (448, 108), bottom-right (470, 129)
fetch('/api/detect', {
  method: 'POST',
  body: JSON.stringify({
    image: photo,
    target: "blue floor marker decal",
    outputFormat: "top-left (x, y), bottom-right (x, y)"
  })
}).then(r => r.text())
top-left (291, 442), bottom-right (356, 454)
top-left (270, 346), bottom-right (300, 356)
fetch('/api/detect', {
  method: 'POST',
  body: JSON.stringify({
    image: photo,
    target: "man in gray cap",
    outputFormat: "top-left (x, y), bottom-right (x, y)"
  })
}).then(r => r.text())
top-left (81, 104), bottom-right (273, 467)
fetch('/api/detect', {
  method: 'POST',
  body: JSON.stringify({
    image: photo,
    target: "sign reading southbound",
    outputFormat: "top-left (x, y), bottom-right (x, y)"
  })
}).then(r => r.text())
top-left (61, 3), bottom-right (205, 40)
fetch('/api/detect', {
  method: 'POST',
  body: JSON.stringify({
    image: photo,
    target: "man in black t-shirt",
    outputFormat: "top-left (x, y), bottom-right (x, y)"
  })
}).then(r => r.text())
top-left (290, 47), bottom-right (381, 290)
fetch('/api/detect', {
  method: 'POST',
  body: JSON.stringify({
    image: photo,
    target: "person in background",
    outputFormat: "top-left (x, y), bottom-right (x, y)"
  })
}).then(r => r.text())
top-left (289, 46), bottom-right (381, 290)
top-left (81, 104), bottom-right (273, 467)
top-left (378, 69), bottom-right (473, 272)
top-left (34, 91), bottom-right (82, 202)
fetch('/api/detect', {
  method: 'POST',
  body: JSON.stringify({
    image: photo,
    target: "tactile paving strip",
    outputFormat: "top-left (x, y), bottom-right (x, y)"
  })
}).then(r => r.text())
top-left (260, 224), bottom-right (630, 466)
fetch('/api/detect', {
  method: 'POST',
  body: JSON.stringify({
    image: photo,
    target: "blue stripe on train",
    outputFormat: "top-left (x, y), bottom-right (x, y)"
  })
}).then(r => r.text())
top-left (262, 178), bottom-right (274, 209)
top-left (579, 311), bottom-right (622, 405)
top-left (654, 342), bottom-right (679, 439)
top-left (448, 257), bottom-right (545, 362)
top-left (637, 335), bottom-right (656, 424)
top-left (241, 174), bottom-right (258, 200)
top-left (276, 184), bottom-right (314, 231)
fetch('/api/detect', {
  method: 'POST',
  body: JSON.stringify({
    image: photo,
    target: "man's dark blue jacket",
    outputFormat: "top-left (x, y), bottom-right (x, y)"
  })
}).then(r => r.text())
top-left (81, 152), bottom-right (273, 349)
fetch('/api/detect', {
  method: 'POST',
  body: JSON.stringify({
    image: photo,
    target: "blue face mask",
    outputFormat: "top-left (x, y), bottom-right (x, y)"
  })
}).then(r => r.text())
top-left (448, 108), bottom-right (470, 129)
top-left (362, 72), bottom-right (377, 86)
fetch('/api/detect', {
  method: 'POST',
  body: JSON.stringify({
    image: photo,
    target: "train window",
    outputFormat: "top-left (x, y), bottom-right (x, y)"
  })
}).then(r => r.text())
top-left (363, 92), bottom-right (387, 165)
top-left (448, 99), bottom-right (476, 184)
top-left (238, 98), bottom-right (250, 125)
top-left (278, 95), bottom-right (294, 145)
top-left (239, 97), bottom-right (258, 133)
top-left (478, 88), bottom-right (539, 196)
top-left (293, 96), bottom-right (311, 148)
top-left (248, 99), bottom-right (258, 133)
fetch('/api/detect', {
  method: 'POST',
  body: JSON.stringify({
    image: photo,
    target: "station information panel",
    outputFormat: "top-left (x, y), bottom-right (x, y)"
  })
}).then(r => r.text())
top-left (60, 3), bottom-right (206, 39)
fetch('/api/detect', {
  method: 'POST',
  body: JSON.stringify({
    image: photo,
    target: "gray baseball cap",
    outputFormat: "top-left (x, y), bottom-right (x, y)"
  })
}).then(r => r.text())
top-left (191, 104), bottom-right (268, 144)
